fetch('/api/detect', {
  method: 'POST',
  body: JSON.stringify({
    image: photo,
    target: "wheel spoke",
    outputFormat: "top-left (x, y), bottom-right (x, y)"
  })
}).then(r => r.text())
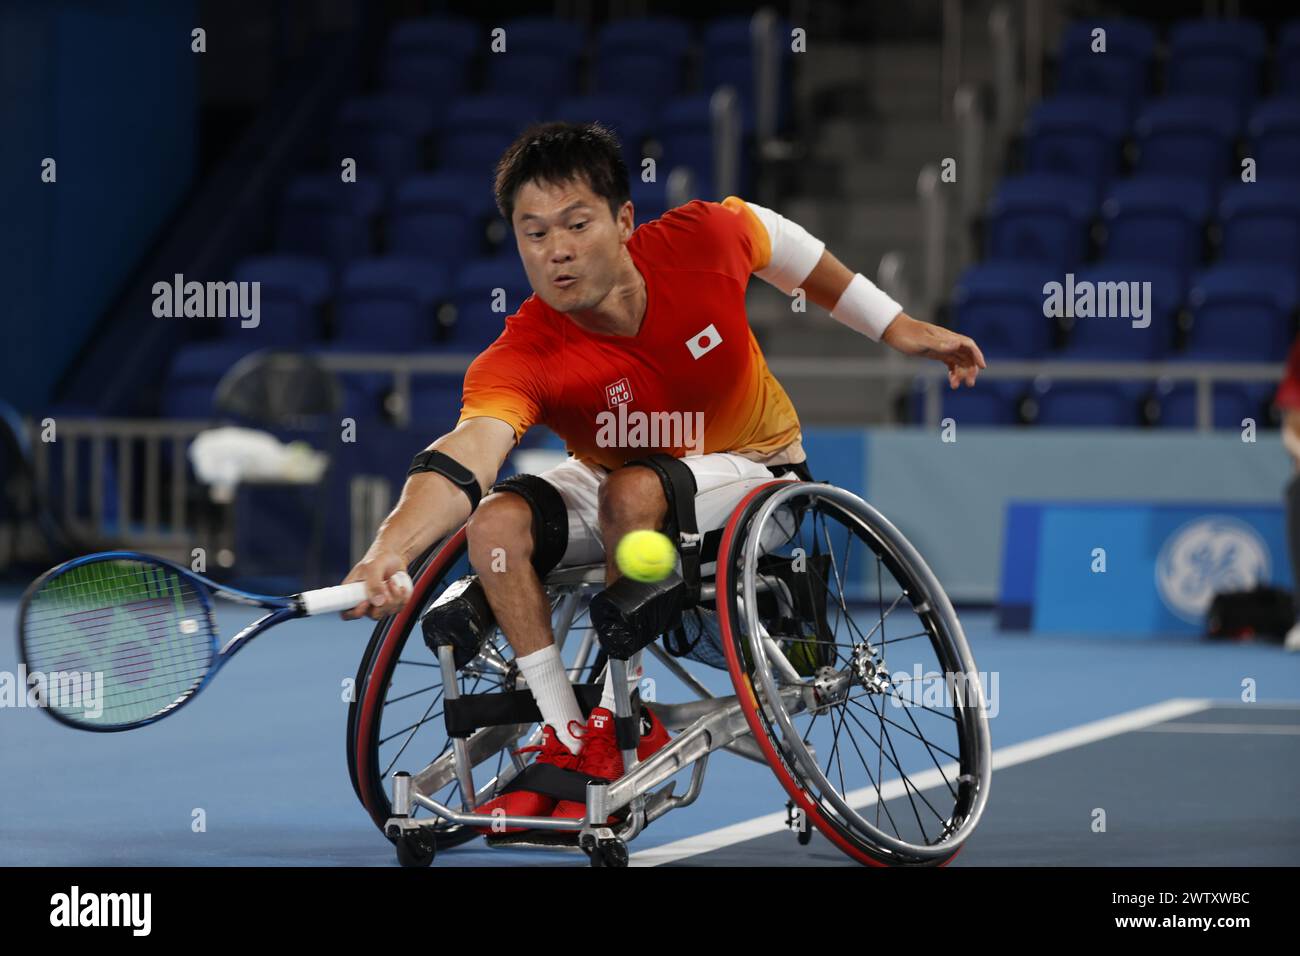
top-left (385, 683), bottom-right (442, 707)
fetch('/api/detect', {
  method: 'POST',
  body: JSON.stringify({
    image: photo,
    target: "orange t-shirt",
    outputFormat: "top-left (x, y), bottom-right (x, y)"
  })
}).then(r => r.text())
top-left (457, 196), bottom-right (805, 471)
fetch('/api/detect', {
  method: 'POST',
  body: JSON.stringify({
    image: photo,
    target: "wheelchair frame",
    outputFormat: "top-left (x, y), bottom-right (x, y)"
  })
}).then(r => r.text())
top-left (383, 568), bottom-right (805, 863)
top-left (358, 478), bottom-right (991, 868)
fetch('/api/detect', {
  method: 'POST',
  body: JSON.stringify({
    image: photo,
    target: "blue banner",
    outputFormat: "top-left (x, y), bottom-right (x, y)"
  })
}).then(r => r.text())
top-left (999, 501), bottom-right (1290, 635)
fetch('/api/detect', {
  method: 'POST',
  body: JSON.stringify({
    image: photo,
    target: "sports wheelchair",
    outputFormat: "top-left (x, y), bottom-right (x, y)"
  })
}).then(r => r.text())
top-left (346, 466), bottom-right (991, 867)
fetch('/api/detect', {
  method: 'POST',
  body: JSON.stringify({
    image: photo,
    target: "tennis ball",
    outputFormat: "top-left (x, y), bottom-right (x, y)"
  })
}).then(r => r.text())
top-left (615, 530), bottom-right (677, 583)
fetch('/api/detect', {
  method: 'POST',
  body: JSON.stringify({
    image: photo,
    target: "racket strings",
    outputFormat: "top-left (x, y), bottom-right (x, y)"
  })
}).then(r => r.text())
top-left (22, 559), bottom-right (215, 727)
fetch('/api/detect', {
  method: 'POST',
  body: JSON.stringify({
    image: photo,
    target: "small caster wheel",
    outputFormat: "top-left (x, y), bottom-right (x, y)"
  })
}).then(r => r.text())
top-left (588, 837), bottom-right (628, 868)
top-left (394, 830), bottom-right (436, 868)
top-left (796, 827), bottom-right (812, 846)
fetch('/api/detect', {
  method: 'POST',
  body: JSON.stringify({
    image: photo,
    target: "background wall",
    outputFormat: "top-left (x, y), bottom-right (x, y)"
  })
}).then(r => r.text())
top-left (0, 0), bottom-right (197, 411)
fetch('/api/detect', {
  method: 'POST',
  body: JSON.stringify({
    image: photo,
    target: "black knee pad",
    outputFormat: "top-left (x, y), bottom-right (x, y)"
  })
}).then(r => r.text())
top-left (487, 473), bottom-right (569, 577)
top-left (622, 453), bottom-right (702, 601)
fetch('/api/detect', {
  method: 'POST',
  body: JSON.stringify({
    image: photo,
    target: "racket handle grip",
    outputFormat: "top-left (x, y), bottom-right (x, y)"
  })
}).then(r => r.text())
top-left (299, 572), bottom-right (413, 616)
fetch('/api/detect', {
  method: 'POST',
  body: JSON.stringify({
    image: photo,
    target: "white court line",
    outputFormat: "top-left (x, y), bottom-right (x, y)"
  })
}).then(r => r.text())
top-left (630, 697), bottom-right (1213, 867)
top-left (1140, 723), bottom-right (1300, 735)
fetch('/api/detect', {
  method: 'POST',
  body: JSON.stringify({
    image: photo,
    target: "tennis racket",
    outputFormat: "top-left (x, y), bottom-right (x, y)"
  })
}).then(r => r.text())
top-left (16, 550), bottom-right (411, 732)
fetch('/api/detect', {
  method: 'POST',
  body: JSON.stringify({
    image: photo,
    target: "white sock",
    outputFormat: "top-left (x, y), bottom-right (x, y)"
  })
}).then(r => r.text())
top-left (599, 649), bottom-right (644, 713)
top-left (516, 644), bottom-right (585, 754)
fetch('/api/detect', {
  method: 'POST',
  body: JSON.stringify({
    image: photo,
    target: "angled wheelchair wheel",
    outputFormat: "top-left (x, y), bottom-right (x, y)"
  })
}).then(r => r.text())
top-left (715, 481), bottom-right (992, 866)
top-left (346, 528), bottom-right (604, 852)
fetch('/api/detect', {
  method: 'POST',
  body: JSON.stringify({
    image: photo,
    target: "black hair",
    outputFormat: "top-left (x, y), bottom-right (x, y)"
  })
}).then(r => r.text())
top-left (493, 121), bottom-right (631, 224)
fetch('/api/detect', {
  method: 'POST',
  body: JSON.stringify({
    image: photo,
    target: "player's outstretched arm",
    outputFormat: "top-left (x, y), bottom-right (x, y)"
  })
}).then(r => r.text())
top-left (743, 199), bottom-right (986, 389)
top-left (340, 416), bottom-right (517, 620)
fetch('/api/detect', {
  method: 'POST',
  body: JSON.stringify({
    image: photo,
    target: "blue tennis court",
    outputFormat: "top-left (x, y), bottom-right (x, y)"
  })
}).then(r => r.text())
top-left (3, 598), bottom-right (1295, 867)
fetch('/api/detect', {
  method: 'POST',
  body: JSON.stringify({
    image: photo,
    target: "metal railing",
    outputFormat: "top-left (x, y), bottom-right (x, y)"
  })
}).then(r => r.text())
top-left (989, 3), bottom-right (1020, 150)
top-left (28, 417), bottom-right (210, 555)
top-left (942, 0), bottom-right (963, 120)
top-left (710, 85), bottom-right (742, 199)
top-left (751, 7), bottom-right (781, 146)
top-left (313, 353), bottom-right (1282, 434)
top-left (771, 357), bottom-right (1285, 431)
top-left (917, 163), bottom-right (948, 321)
top-left (954, 83), bottom-right (986, 270)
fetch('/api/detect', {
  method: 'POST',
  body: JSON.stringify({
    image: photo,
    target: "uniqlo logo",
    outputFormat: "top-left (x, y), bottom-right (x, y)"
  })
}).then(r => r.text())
top-left (685, 323), bottom-right (722, 359)
top-left (606, 378), bottom-right (633, 407)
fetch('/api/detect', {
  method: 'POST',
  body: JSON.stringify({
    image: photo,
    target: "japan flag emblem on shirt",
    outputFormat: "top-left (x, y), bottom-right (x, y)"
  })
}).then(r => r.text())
top-left (685, 324), bottom-right (722, 360)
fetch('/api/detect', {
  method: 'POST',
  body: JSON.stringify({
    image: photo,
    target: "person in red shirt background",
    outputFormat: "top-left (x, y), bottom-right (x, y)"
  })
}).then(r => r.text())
top-left (1277, 334), bottom-right (1300, 650)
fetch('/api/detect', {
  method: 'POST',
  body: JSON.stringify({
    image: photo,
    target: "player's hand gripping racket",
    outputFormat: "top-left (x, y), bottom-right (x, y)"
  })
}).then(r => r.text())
top-left (16, 551), bottom-right (412, 732)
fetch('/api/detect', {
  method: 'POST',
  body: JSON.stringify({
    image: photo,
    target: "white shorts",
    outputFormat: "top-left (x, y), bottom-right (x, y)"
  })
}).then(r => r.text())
top-left (537, 452), bottom-right (805, 569)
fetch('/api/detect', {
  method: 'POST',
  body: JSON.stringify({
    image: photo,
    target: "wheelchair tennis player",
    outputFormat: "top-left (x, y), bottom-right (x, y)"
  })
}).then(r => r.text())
top-left (338, 121), bottom-right (985, 831)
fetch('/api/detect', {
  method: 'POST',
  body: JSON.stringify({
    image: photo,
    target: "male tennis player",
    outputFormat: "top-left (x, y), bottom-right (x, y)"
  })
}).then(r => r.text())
top-left (340, 121), bottom-right (985, 827)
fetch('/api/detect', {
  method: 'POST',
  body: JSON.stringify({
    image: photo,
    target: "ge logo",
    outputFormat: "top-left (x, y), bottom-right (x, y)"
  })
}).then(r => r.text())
top-left (1155, 517), bottom-right (1270, 623)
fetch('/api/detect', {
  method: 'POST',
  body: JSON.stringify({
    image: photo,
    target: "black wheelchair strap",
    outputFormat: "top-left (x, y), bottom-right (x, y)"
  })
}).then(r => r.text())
top-left (497, 763), bottom-right (608, 803)
top-left (443, 683), bottom-right (604, 739)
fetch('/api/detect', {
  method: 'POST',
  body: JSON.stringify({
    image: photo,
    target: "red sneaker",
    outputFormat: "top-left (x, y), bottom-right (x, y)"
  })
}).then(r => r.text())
top-left (551, 705), bottom-right (671, 825)
top-left (470, 722), bottom-right (581, 834)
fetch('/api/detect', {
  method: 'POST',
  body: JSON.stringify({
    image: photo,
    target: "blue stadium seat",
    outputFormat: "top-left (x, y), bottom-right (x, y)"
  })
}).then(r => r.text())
top-left (275, 174), bottom-right (383, 269)
top-left (444, 255), bottom-right (533, 351)
top-left (700, 15), bottom-right (793, 137)
top-left (911, 379), bottom-right (1029, 426)
top-left (1248, 98), bottom-right (1300, 180)
top-left (630, 177), bottom-right (670, 224)
top-left (1055, 57), bottom-right (1148, 118)
top-left (1133, 95), bottom-right (1241, 181)
top-left (380, 53), bottom-right (470, 116)
top-left (595, 16), bottom-right (692, 100)
top-left (553, 95), bottom-right (657, 172)
top-left (1056, 263), bottom-right (1182, 360)
top-left (1024, 96), bottom-right (1129, 184)
top-left (486, 54), bottom-right (580, 102)
top-left (1217, 181), bottom-right (1300, 268)
top-left (658, 95), bottom-right (720, 200)
top-left (438, 95), bottom-right (546, 171)
top-left (1167, 18), bottom-right (1265, 111)
top-left (487, 14), bottom-right (587, 102)
top-left (1055, 19), bottom-right (1155, 112)
top-left (410, 374), bottom-right (470, 431)
top-left (389, 172), bottom-right (496, 266)
top-left (223, 256), bottom-right (332, 346)
top-left (1099, 175), bottom-right (1213, 276)
top-left (336, 258), bottom-right (449, 350)
top-left (1154, 381), bottom-right (1264, 428)
top-left (387, 16), bottom-right (479, 56)
top-left (499, 16), bottom-right (587, 58)
top-left (1029, 381), bottom-right (1147, 426)
top-left (162, 342), bottom-right (267, 419)
top-left (1281, 20), bottom-right (1300, 95)
top-left (598, 15), bottom-right (692, 58)
top-left (333, 94), bottom-right (436, 188)
top-left (1182, 265), bottom-right (1298, 360)
top-left (951, 263), bottom-right (1056, 359)
top-left (1058, 19), bottom-right (1158, 62)
top-left (984, 173), bottom-right (1098, 271)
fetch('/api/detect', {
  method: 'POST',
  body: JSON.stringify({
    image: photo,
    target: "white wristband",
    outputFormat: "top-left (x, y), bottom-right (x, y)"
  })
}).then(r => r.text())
top-left (831, 273), bottom-right (903, 342)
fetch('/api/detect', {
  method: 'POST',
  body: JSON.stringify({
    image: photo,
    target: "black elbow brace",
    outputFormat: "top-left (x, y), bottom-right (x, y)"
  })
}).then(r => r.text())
top-left (409, 449), bottom-right (482, 512)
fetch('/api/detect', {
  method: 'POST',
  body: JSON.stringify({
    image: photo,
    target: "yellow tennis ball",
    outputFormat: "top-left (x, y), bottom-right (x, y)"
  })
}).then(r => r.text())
top-left (615, 530), bottom-right (677, 583)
